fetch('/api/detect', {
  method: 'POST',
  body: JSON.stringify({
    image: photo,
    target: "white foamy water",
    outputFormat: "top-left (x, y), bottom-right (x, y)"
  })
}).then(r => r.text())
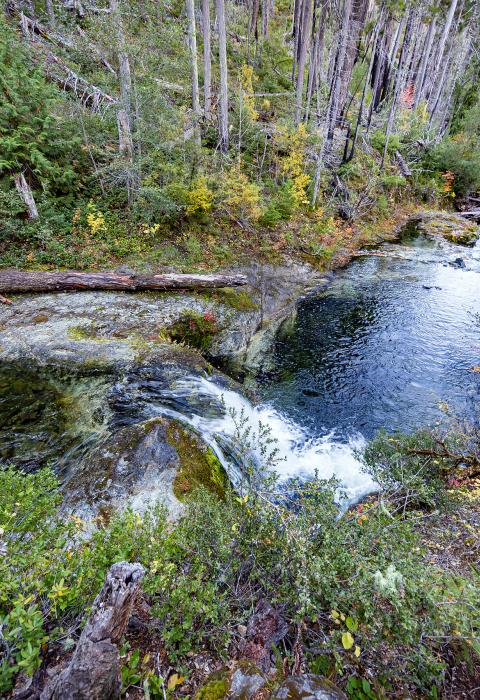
top-left (150, 376), bottom-right (375, 502)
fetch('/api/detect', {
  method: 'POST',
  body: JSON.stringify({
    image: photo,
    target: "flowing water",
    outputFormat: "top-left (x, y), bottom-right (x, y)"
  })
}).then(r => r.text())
top-left (1, 222), bottom-right (479, 503)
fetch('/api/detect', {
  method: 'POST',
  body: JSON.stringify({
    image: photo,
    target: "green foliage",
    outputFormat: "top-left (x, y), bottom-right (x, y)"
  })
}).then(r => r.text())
top-left (167, 309), bottom-right (221, 350)
top-left (361, 430), bottom-right (448, 508)
top-left (428, 135), bottom-right (480, 198)
top-left (0, 19), bottom-right (81, 201)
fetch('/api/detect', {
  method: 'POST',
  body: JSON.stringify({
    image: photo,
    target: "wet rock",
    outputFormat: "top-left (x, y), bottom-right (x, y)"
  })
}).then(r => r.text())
top-left (449, 257), bottom-right (466, 268)
top-left (273, 675), bottom-right (347, 700)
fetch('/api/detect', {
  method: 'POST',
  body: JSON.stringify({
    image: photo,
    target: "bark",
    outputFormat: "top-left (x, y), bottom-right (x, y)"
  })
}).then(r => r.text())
top-left (337, 0), bottom-right (368, 117)
top-left (428, 0), bottom-right (459, 112)
top-left (186, 0), bottom-right (201, 142)
top-left (291, 0), bottom-right (303, 82)
top-left (45, 0), bottom-right (55, 24)
top-left (202, 0), bottom-right (212, 119)
top-left (414, 16), bottom-right (436, 107)
top-left (312, 0), bottom-right (352, 205)
top-left (349, 9), bottom-right (383, 160)
top-left (305, 0), bottom-right (326, 122)
top-left (216, 0), bottom-right (229, 151)
top-left (41, 562), bottom-right (145, 700)
top-left (117, 109), bottom-right (134, 160)
top-left (0, 271), bottom-right (248, 295)
top-left (381, 6), bottom-right (415, 169)
top-left (294, 0), bottom-right (313, 123)
top-left (14, 172), bottom-right (38, 220)
top-left (109, 0), bottom-right (133, 126)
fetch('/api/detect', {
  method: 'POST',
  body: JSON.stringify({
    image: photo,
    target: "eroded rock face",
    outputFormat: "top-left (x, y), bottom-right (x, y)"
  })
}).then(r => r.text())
top-left (273, 675), bottom-right (347, 700)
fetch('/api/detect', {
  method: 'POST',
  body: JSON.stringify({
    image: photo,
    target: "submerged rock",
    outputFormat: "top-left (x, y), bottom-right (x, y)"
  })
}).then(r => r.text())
top-left (273, 675), bottom-right (347, 700)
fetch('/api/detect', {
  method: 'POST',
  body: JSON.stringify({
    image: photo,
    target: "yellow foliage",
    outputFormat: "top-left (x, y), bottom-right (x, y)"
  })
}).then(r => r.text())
top-left (186, 176), bottom-right (214, 215)
top-left (240, 64), bottom-right (258, 121)
top-left (275, 124), bottom-right (311, 207)
top-left (223, 168), bottom-right (261, 221)
top-left (86, 202), bottom-right (107, 236)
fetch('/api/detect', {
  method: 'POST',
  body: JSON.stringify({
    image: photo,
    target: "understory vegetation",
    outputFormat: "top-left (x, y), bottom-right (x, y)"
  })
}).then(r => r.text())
top-left (1, 418), bottom-right (479, 698)
top-left (1, 1), bottom-right (479, 271)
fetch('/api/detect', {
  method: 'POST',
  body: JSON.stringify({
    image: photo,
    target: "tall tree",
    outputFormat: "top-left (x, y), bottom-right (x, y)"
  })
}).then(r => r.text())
top-left (202, 0), bottom-right (212, 120)
top-left (216, 0), bottom-right (229, 151)
top-left (294, 0), bottom-right (314, 123)
top-left (186, 0), bottom-right (202, 142)
top-left (312, 0), bottom-right (352, 204)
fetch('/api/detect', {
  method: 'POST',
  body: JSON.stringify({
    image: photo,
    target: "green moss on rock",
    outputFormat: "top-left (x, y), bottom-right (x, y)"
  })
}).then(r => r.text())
top-left (167, 422), bottom-right (228, 500)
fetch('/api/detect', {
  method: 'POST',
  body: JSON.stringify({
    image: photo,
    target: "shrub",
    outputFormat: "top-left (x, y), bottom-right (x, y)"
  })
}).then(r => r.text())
top-left (167, 309), bottom-right (221, 350)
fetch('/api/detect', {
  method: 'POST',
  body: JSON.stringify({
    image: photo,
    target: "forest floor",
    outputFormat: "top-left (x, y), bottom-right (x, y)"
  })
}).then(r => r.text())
top-left (0, 202), bottom-right (422, 275)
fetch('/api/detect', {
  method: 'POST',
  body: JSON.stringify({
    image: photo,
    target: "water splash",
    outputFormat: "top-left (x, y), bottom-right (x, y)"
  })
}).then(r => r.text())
top-left (147, 376), bottom-right (375, 502)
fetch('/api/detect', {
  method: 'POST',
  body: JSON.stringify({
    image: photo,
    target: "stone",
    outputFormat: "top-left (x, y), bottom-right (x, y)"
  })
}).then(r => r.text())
top-left (230, 666), bottom-right (267, 699)
top-left (273, 675), bottom-right (347, 700)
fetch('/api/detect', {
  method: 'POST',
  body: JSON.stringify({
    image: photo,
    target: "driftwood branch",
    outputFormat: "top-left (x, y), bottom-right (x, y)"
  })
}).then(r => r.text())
top-left (41, 562), bottom-right (145, 700)
top-left (0, 271), bottom-right (248, 295)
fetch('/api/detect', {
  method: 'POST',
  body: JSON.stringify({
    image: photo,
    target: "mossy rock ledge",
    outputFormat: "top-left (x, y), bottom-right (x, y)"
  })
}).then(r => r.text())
top-left (416, 211), bottom-right (479, 246)
top-left (195, 666), bottom-right (347, 700)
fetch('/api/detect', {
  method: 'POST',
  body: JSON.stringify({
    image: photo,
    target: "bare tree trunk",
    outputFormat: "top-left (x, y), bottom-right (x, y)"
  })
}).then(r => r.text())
top-left (202, 0), bottom-right (212, 120)
top-left (291, 0), bottom-right (303, 82)
top-left (349, 8), bottom-right (383, 160)
top-left (109, 0), bottom-right (132, 125)
top-left (381, 5), bottom-right (415, 169)
top-left (428, 0), bottom-right (459, 113)
top-left (337, 0), bottom-right (368, 117)
top-left (45, 0), bottom-right (55, 24)
top-left (414, 16), bottom-right (436, 107)
top-left (216, 0), bottom-right (229, 151)
top-left (41, 563), bottom-right (145, 700)
top-left (0, 271), bottom-right (249, 295)
top-left (186, 0), bottom-right (201, 143)
top-left (312, 0), bottom-right (352, 205)
top-left (305, 1), bottom-right (326, 122)
top-left (294, 0), bottom-right (313, 123)
top-left (14, 172), bottom-right (38, 220)
top-left (117, 109), bottom-right (133, 160)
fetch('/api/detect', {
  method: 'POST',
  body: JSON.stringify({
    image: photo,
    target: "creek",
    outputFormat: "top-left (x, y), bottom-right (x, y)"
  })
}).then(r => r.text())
top-left (1, 220), bottom-right (479, 506)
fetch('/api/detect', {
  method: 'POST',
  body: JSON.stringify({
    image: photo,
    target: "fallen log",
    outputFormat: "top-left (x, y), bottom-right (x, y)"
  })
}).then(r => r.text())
top-left (41, 562), bottom-right (145, 700)
top-left (0, 271), bottom-right (248, 295)
top-left (458, 209), bottom-right (480, 219)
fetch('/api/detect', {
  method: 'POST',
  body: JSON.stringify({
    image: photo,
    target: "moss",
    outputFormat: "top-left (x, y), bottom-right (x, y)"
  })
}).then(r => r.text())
top-left (32, 314), bottom-right (50, 324)
top-left (203, 288), bottom-right (259, 312)
top-left (167, 423), bottom-right (228, 500)
top-left (67, 323), bottom-right (102, 341)
top-left (195, 678), bottom-right (229, 700)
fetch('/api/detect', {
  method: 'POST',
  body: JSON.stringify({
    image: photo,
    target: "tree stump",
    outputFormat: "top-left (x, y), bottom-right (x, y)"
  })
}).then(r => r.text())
top-left (41, 562), bottom-right (145, 700)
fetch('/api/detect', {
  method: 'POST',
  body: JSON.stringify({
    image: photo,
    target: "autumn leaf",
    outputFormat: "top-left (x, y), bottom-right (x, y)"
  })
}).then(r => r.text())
top-left (342, 631), bottom-right (354, 650)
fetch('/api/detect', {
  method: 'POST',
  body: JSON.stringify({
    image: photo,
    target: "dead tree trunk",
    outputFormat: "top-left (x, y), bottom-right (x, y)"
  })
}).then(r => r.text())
top-left (216, 0), bottom-right (229, 151)
top-left (186, 0), bottom-right (202, 143)
top-left (0, 271), bottom-right (248, 295)
top-left (41, 562), bottom-right (145, 700)
top-left (294, 0), bottom-right (313, 123)
top-left (414, 16), bottom-right (436, 107)
top-left (428, 0), bottom-right (459, 113)
top-left (201, 0), bottom-right (212, 120)
top-left (14, 172), bottom-right (38, 220)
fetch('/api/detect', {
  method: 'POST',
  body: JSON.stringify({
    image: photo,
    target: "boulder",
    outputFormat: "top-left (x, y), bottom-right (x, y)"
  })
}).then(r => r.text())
top-left (273, 675), bottom-right (347, 700)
